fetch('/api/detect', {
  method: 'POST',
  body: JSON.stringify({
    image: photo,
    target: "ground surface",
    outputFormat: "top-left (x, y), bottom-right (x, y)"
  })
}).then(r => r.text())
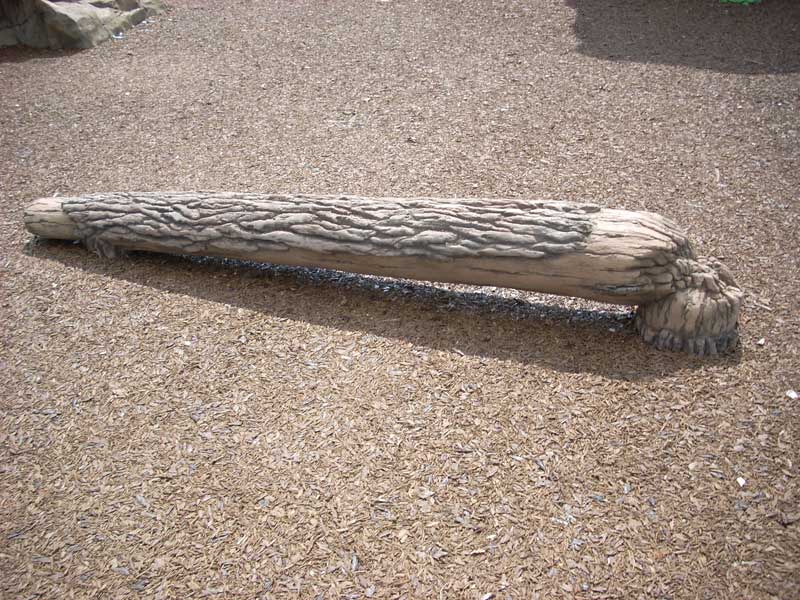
top-left (1, 1), bottom-right (799, 598)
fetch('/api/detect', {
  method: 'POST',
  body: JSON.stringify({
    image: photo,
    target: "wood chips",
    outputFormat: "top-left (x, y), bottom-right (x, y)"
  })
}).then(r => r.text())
top-left (1, 1), bottom-right (798, 598)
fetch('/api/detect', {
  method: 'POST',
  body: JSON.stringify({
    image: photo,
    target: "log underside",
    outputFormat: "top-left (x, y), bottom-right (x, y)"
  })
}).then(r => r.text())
top-left (24, 192), bottom-right (744, 356)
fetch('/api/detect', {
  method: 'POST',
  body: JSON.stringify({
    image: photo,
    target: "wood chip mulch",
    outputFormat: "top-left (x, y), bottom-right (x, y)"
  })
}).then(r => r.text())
top-left (1, 1), bottom-right (798, 598)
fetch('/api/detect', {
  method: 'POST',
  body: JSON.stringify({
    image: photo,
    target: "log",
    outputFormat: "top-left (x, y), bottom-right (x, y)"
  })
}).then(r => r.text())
top-left (24, 192), bottom-right (744, 355)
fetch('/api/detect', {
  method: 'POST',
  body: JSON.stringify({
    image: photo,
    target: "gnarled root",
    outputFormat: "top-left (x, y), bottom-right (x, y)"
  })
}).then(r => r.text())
top-left (635, 258), bottom-right (744, 356)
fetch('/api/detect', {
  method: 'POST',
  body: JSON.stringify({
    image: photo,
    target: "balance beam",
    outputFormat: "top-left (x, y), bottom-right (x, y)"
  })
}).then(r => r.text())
top-left (24, 192), bottom-right (743, 355)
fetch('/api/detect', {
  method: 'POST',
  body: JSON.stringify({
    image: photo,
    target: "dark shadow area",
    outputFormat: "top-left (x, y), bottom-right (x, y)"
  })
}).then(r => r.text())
top-left (25, 239), bottom-right (742, 380)
top-left (0, 46), bottom-right (82, 64)
top-left (566, 0), bottom-right (800, 74)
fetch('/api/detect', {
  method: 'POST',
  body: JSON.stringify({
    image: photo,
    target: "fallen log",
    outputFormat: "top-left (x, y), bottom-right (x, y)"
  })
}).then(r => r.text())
top-left (24, 192), bottom-right (743, 355)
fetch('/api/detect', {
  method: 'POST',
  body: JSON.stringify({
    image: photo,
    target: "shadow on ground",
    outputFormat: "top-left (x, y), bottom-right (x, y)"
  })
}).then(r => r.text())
top-left (27, 240), bottom-right (741, 380)
top-left (566, 0), bottom-right (800, 74)
top-left (0, 46), bottom-right (82, 64)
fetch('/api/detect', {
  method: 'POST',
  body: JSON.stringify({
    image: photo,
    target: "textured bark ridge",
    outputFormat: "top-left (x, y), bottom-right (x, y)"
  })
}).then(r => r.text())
top-left (24, 192), bottom-right (744, 355)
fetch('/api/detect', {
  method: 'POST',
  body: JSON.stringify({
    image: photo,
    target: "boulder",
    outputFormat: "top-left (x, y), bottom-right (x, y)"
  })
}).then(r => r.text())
top-left (0, 0), bottom-right (163, 49)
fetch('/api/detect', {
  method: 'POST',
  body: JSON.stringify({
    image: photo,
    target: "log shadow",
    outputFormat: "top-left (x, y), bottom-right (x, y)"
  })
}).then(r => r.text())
top-left (27, 239), bottom-right (741, 380)
top-left (565, 0), bottom-right (800, 75)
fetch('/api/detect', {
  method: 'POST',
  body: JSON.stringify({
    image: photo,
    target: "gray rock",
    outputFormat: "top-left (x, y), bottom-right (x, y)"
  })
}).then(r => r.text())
top-left (0, 0), bottom-right (163, 49)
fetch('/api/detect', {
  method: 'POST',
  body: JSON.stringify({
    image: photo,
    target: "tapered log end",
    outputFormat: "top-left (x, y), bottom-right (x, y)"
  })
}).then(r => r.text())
top-left (635, 257), bottom-right (744, 356)
top-left (24, 197), bottom-right (79, 240)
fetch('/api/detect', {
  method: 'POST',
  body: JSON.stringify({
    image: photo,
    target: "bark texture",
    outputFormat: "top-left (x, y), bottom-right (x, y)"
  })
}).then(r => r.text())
top-left (24, 192), bottom-right (744, 355)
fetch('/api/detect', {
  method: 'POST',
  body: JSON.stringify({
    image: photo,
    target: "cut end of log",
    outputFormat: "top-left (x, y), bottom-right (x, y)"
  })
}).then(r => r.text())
top-left (634, 258), bottom-right (744, 356)
top-left (24, 197), bottom-right (77, 240)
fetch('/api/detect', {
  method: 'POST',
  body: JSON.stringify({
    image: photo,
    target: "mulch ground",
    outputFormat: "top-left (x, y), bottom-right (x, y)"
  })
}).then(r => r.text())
top-left (1, 1), bottom-right (798, 598)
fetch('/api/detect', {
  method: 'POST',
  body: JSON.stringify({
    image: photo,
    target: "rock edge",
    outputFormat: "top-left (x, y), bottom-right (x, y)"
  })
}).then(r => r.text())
top-left (0, 0), bottom-right (164, 49)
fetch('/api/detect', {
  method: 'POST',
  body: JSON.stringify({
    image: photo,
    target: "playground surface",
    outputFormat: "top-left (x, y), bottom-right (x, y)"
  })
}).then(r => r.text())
top-left (1, 1), bottom-right (798, 598)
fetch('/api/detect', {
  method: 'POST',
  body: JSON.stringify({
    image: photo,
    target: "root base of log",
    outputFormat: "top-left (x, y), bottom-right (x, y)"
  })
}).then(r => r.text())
top-left (633, 258), bottom-right (743, 356)
top-left (635, 316), bottom-right (740, 357)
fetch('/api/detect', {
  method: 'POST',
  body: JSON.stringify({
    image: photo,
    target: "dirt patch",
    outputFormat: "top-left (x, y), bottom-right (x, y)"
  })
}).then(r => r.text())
top-left (1, 1), bottom-right (798, 598)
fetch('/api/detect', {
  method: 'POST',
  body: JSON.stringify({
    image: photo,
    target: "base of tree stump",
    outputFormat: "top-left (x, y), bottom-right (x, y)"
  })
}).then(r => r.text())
top-left (24, 192), bottom-right (744, 355)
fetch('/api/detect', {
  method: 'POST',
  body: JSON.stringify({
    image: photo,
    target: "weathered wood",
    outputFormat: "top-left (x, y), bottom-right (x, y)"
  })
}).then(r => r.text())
top-left (24, 192), bottom-right (744, 355)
